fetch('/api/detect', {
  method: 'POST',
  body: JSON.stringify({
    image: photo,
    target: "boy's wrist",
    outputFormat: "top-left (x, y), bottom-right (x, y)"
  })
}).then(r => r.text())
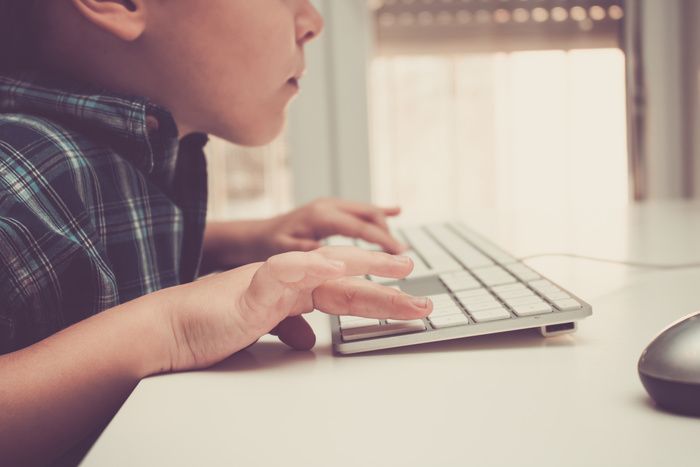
top-left (115, 291), bottom-right (180, 378)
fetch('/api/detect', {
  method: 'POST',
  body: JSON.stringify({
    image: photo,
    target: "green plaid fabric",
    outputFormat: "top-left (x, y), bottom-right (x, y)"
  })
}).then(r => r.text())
top-left (0, 73), bottom-right (208, 353)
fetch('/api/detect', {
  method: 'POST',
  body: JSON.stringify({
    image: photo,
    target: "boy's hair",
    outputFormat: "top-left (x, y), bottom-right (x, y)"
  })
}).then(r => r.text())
top-left (0, 0), bottom-right (41, 73)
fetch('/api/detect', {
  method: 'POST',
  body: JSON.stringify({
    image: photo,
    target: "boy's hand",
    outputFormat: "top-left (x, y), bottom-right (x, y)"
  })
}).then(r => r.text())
top-left (161, 246), bottom-right (431, 371)
top-left (201, 198), bottom-right (408, 273)
top-left (264, 198), bottom-right (407, 254)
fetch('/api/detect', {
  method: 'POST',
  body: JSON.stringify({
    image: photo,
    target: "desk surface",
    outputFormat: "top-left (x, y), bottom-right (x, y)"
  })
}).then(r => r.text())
top-left (83, 201), bottom-right (700, 467)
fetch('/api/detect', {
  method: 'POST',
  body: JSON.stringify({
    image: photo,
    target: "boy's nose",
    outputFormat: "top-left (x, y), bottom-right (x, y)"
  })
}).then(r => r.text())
top-left (296, 0), bottom-right (324, 46)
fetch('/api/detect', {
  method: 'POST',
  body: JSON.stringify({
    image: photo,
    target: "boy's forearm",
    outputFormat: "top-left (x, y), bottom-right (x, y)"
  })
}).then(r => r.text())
top-left (0, 294), bottom-right (172, 465)
top-left (201, 219), bottom-right (269, 273)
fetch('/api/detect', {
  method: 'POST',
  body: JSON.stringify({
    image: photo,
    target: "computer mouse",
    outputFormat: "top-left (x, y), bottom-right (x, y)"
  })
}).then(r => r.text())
top-left (638, 311), bottom-right (700, 416)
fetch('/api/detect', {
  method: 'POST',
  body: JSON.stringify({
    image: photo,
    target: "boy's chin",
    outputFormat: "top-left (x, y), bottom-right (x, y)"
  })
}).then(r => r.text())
top-left (216, 119), bottom-right (285, 147)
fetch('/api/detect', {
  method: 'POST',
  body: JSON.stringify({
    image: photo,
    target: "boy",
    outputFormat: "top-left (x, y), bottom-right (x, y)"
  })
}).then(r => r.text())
top-left (0, 1), bottom-right (433, 464)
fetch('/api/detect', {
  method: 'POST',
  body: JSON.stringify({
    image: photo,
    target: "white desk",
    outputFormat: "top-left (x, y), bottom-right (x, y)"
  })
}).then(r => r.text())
top-left (83, 201), bottom-right (700, 467)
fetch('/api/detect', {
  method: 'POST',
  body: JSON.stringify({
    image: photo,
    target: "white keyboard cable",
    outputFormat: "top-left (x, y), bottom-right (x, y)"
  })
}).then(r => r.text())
top-left (518, 253), bottom-right (700, 271)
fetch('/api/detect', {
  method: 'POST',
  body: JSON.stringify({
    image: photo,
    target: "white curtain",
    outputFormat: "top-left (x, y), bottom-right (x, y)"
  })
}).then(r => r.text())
top-left (368, 0), bottom-right (629, 221)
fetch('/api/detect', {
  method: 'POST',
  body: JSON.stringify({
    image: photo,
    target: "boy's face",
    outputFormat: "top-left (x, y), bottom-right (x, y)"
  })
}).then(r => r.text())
top-left (145, 0), bottom-right (323, 145)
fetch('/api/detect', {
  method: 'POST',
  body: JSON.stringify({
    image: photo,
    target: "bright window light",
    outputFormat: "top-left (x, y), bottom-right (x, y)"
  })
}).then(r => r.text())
top-left (370, 48), bottom-right (629, 222)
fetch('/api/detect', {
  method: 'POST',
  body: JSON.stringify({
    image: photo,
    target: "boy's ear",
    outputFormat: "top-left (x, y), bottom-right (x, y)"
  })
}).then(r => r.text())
top-left (70, 0), bottom-right (147, 41)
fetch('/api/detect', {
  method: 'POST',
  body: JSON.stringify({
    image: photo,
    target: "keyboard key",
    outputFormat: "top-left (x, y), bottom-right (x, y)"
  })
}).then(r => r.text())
top-left (471, 265), bottom-right (517, 287)
top-left (554, 299), bottom-right (583, 311)
top-left (450, 224), bottom-right (518, 265)
top-left (405, 250), bottom-right (431, 275)
top-left (455, 288), bottom-right (490, 299)
top-left (428, 293), bottom-right (455, 306)
top-left (541, 290), bottom-right (571, 301)
top-left (341, 320), bottom-right (426, 341)
top-left (430, 303), bottom-right (463, 317)
top-left (478, 276), bottom-right (517, 288)
top-left (439, 271), bottom-right (481, 292)
top-left (529, 279), bottom-right (555, 290)
top-left (425, 224), bottom-right (495, 269)
top-left (339, 315), bottom-right (377, 324)
top-left (402, 227), bottom-right (461, 274)
top-left (455, 295), bottom-right (494, 306)
top-left (470, 306), bottom-right (511, 322)
top-left (483, 251), bottom-right (518, 265)
top-left (495, 288), bottom-right (535, 299)
top-left (491, 283), bottom-right (528, 293)
top-left (432, 299), bottom-right (459, 309)
top-left (471, 265), bottom-right (510, 276)
top-left (529, 282), bottom-right (564, 297)
top-left (464, 300), bottom-right (503, 312)
top-left (504, 296), bottom-right (546, 307)
top-left (512, 302), bottom-right (553, 317)
top-left (505, 263), bottom-right (541, 282)
top-left (338, 317), bottom-right (381, 329)
top-left (431, 308), bottom-right (463, 318)
top-left (386, 319), bottom-right (427, 327)
top-left (458, 294), bottom-right (498, 306)
top-left (439, 271), bottom-right (468, 281)
top-left (538, 285), bottom-right (562, 294)
top-left (430, 313), bottom-right (469, 328)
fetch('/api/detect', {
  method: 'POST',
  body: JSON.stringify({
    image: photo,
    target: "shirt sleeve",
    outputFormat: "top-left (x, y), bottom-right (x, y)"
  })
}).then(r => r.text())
top-left (0, 212), bottom-right (117, 354)
top-left (0, 118), bottom-right (121, 354)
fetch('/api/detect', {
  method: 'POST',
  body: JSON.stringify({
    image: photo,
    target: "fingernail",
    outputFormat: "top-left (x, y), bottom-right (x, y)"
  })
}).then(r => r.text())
top-left (328, 259), bottom-right (345, 270)
top-left (411, 297), bottom-right (429, 309)
top-left (393, 255), bottom-right (411, 265)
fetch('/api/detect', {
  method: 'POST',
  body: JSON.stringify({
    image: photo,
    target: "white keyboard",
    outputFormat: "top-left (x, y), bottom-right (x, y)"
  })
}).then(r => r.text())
top-left (327, 223), bottom-right (592, 354)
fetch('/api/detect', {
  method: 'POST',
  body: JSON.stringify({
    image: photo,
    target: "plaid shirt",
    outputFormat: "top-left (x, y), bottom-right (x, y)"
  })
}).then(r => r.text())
top-left (0, 73), bottom-right (208, 353)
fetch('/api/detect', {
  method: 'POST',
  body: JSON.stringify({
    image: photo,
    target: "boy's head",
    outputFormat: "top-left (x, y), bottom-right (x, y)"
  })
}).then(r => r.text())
top-left (1, 0), bottom-right (323, 146)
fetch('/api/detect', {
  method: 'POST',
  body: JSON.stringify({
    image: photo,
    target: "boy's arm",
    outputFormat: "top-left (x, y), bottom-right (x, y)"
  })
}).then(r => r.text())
top-left (201, 198), bottom-right (407, 273)
top-left (0, 247), bottom-right (430, 466)
top-left (0, 293), bottom-right (171, 466)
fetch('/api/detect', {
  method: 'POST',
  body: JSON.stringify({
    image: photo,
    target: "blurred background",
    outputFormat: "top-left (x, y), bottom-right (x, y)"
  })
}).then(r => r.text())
top-left (205, 0), bottom-right (700, 223)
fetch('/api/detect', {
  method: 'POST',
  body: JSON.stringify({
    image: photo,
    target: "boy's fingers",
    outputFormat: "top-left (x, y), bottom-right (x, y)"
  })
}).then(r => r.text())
top-left (242, 247), bottom-right (414, 321)
top-left (271, 316), bottom-right (316, 350)
top-left (314, 246), bottom-right (413, 278)
top-left (322, 211), bottom-right (406, 254)
top-left (244, 251), bottom-right (346, 312)
top-left (313, 277), bottom-right (432, 320)
top-left (335, 200), bottom-right (402, 234)
top-left (339, 202), bottom-right (391, 232)
top-left (278, 235), bottom-right (322, 252)
top-left (381, 206), bottom-right (401, 217)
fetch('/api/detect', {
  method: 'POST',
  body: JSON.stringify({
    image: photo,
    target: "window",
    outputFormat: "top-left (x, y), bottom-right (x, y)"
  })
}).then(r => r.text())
top-left (368, 0), bottom-right (628, 221)
top-left (205, 135), bottom-right (292, 221)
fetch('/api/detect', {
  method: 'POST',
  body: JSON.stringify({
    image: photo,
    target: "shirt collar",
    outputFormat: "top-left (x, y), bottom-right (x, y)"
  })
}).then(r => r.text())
top-left (0, 71), bottom-right (207, 175)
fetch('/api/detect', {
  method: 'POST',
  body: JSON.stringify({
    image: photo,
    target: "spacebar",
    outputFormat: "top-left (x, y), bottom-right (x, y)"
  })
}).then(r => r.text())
top-left (341, 320), bottom-right (426, 341)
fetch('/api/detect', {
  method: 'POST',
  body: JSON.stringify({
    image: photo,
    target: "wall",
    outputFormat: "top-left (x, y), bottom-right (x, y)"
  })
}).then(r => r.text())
top-left (288, 0), bottom-right (373, 205)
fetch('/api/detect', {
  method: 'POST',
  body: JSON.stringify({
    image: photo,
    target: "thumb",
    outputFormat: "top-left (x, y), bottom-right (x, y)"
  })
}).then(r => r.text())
top-left (270, 315), bottom-right (316, 350)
